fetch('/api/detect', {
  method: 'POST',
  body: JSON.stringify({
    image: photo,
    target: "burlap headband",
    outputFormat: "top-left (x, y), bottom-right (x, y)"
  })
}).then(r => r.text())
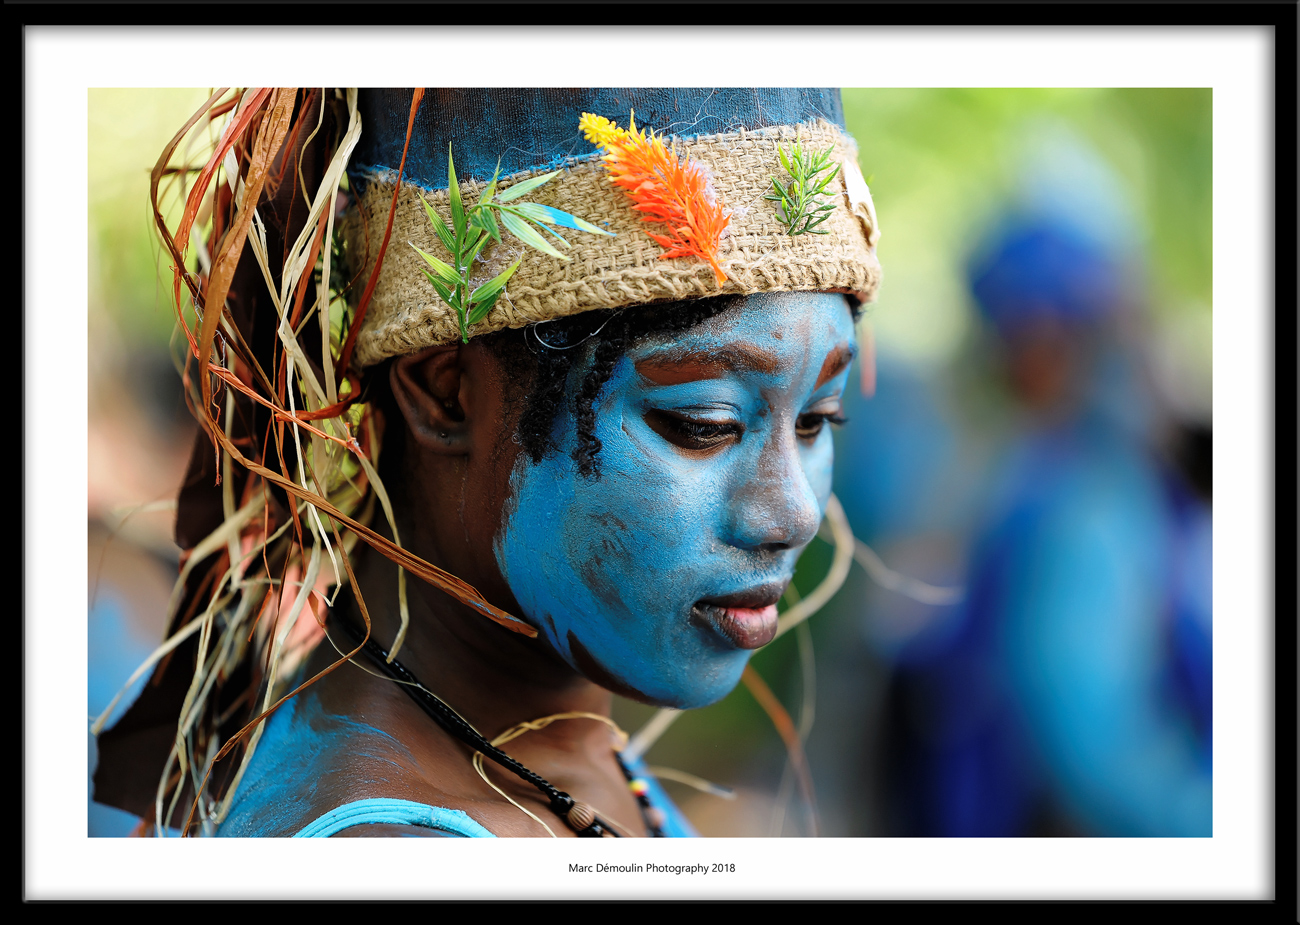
top-left (344, 119), bottom-right (881, 369)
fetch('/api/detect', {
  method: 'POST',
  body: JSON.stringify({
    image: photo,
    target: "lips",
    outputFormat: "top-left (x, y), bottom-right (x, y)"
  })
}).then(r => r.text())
top-left (691, 583), bottom-right (785, 650)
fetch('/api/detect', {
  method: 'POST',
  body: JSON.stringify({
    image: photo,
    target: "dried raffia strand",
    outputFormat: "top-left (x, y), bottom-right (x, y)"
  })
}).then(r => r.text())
top-left (470, 712), bottom-right (633, 837)
top-left (90, 612), bottom-right (205, 737)
top-left (136, 496), bottom-right (291, 814)
top-left (188, 511), bottom-right (380, 835)
top-left (773, 493), bottom-right (854, 640)
top-left (350, 445), bottom-right (412, 661)
top-left (173, 320), bottom-right (526, 634)
top-left (852, 539), bottom-right (964, 605)
top-left (227, 88), bottom-right (421, 662)
top-left (470, 753), bottom-right (558, 838)
top-left (195, 88), bottom-right (298, 417)
top-left (158, 523), bottom-right (294, 833)
top-left (768, 616), bottom-right (816, 837)
top-left (741, 663), bottom-right (819, 837)
top-left (139, 87), bottom-right (540, 836)
top-left (336, 88), bottom-right (424, 378)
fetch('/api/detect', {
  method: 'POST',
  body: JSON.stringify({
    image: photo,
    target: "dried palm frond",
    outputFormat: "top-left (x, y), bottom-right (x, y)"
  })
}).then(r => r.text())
top-left (97, 88), bottom-right (537, 838)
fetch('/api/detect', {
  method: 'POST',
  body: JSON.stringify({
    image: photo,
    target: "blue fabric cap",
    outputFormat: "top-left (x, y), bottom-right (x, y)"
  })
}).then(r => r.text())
top-left (349, 88), bottom-right (846, 193)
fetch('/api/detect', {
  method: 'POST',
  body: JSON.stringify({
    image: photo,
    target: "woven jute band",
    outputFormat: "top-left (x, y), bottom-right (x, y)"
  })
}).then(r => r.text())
top-left (344, 120), bottom-right (881, 368)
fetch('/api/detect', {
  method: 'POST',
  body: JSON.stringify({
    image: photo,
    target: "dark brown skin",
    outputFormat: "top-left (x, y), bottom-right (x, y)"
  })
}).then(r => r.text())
top-left (293, 340), bottom-right (648, 837)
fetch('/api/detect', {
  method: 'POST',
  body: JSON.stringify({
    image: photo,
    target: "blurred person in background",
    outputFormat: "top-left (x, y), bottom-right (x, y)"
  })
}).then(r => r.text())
top-left (862, 136), bottom-right (1211, 837)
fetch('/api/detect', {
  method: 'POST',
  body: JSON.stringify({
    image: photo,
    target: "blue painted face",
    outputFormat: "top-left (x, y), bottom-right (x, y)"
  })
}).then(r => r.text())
top-left (495, 292), bottom-right (856, 708)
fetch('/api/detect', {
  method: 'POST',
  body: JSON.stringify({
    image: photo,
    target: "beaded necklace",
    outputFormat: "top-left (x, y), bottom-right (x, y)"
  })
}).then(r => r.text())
top-left (335, 615), bottom-right (665, 837)
top-left (471, 710), bottom-right (666, 837)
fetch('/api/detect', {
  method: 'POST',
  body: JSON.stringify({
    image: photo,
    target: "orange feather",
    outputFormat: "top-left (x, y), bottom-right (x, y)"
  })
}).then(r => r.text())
top-left (581, 112), bottom-right (729, 286)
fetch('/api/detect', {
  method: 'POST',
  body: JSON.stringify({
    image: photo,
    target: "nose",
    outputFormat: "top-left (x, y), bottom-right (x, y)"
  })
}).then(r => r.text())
top-left (724, 428), bottom-right (823, 553)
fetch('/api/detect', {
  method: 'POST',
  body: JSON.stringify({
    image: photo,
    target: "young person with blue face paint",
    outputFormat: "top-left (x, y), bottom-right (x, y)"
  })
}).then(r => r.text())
top-left (93, 88), bottom-right (881, 838)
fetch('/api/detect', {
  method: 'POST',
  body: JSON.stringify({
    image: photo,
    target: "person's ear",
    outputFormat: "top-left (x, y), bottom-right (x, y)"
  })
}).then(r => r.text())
top-left (390, 345), bottom-right (472, 454)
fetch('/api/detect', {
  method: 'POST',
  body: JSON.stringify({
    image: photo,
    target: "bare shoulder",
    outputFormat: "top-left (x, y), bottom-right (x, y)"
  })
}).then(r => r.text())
top-left (216, 690), bottom-right (466, 837)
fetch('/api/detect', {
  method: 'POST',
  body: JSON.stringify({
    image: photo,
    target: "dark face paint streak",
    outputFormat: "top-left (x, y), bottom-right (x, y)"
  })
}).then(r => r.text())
top-left (635, 344), bottom-right (782, 385)
top-left (568, 630), bottom-right (648, 701)
top-left (815, 343), bottom-right (856, 390)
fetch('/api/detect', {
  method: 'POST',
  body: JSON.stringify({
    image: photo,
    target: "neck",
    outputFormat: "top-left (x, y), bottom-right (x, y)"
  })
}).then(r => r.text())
top-left (322, 535), bottom-right (616, 747)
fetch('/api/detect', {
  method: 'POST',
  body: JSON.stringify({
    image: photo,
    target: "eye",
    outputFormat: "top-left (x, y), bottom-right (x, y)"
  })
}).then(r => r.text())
top-left (795, 410), bottom-right (848, 442)
top-left (644, 410), bottom-right (743, 452)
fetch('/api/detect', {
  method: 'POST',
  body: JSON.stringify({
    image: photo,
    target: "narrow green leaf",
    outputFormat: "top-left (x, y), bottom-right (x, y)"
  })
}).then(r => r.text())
top-left (458, 224), bottom-right (484, 263)
top-left (476, 159), bottom-right (503, 209)
top-left (500, 210), bottom-right (569, 260)
top-left (411, 243), bottom-right (461, 287)
top-left (503, 206), bottom-right (571, 247)
top-left (495, 170), bottom-right (561, 203)
top-left (476, 205), bottom-right (502, 242)
top-left (468, 292), bottom-right (500, 325)
top-left (539, 223), bottom-right (572, 248)
top-left (419, 192), bottom-right (457, 256)
top-left (462, 232), bottom-right (490, 269)
top-left (421, 269), bottom-right (457, 308)
top-left (468, 209), bottom-right (488, 237)
top-left (814, 166), bottom-right (841, 193)
top-left (507, 202), bottom-right (615, 237)
top-left (470, 258), bottom-right (521, 305)
top-left (447, 144), bottom-right (465, 236)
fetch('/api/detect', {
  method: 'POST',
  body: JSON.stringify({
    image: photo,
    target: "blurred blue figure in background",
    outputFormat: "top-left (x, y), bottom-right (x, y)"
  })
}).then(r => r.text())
top-left (816, 348), bottom-right (976, 836)
top-left (871, 137), bottom-right (1212, 837)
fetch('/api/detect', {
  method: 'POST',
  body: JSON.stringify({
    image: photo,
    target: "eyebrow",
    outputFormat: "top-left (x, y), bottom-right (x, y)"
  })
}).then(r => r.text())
top-left (635, 344), bottom-right (782, 385)
top-left (815, 343), bottom-right (857, 389)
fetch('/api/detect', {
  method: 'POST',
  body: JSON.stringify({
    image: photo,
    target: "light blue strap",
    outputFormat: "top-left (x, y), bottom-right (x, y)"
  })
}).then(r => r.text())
top-left (294, 798), bottom-right (496, 838)
top-left (620, 752), bottom-right (700, 838)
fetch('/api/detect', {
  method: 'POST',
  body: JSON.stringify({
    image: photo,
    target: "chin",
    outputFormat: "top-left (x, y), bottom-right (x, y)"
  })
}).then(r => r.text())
top-left (565, 626), bottom-right (753, 710)
top-left (657, 668), bottom-right (750, 710)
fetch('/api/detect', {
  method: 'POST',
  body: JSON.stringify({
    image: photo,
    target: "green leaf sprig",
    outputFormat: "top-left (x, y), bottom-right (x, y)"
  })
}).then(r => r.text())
top-left (411, 146), bottom-right (614, 342)
top-left (764, 142), bottom-right (841, 236)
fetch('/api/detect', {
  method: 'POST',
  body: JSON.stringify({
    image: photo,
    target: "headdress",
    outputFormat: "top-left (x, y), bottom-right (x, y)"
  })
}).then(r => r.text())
top-left (342, 88), bottom-right (880, 364)
top-left (92, 88), bottom-right (882, 835)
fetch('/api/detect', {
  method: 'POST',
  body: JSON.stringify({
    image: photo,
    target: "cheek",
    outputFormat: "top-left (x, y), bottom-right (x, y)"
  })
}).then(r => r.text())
top-left (494, 434), bottom-right (693, 652)
top-left (556, 431), bottom-right (706, 629)
top-left (494, 461), bottom-right (571, 644)
top-left (804, 432), bottom-right (835, 508)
